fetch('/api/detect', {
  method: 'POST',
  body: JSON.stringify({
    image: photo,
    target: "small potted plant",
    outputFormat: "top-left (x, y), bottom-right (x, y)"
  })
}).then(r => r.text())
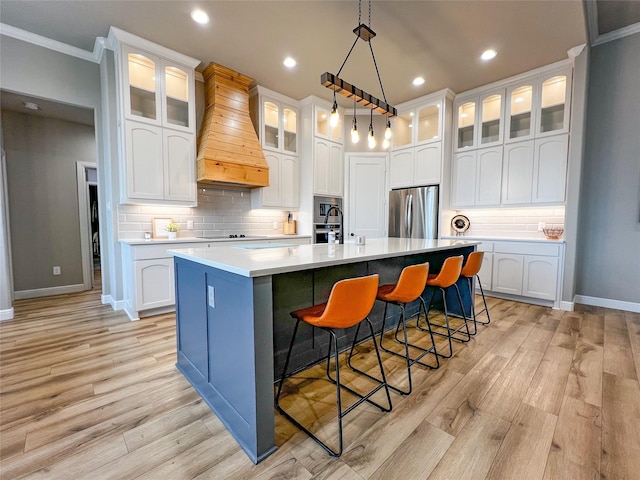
top-left (165, 222), bottom-right (180, 240)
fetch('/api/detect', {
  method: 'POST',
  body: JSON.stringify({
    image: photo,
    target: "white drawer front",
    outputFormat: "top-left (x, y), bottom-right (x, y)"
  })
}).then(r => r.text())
top-left (493, 241), bottom-right (560, 257)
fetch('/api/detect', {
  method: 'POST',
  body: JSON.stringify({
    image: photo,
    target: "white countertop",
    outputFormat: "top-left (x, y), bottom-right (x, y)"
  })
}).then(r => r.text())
top-left (169, 238), bottom-right (480, 278)
top-left (119, 235), bottom-right (311, 246)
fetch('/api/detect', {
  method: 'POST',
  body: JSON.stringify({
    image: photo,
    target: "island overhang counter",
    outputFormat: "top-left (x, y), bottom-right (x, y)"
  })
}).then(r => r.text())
top-left (169, 238), bottom-right (479, 463)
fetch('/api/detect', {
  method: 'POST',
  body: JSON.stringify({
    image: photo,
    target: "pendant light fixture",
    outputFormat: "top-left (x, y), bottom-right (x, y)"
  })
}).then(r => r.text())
top-left (330, 87), bottom-right (339, 128)
top-left (322, 0), bottom-right (396, 147)
top-left (368, 109), bottom-right (376, 149)
top-left (350, 95), bottom-right (360, 143)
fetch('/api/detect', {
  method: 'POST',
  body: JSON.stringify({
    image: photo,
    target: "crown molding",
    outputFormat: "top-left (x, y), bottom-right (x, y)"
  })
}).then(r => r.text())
top-left (592, 22), bottom-right (640, 47)
top-left (0, 23), bottom-right (101, 63)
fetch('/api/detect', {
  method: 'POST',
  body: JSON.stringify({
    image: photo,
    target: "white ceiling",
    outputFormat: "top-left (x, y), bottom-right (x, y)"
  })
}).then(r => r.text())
top-left (1, 0), bottom-right (588, 110)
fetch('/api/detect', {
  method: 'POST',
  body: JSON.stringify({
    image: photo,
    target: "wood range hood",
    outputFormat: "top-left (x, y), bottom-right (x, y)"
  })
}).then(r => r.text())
top-left (196, 63), bottom-right (269, 188)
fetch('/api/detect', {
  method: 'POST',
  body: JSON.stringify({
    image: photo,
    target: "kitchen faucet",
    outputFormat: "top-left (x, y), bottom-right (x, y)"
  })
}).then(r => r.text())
top-left (324, 206), bottom-right (344, 244)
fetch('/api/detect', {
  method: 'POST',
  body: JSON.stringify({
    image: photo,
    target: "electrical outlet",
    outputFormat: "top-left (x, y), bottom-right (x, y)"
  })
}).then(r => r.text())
top-left (53, 266), bottom-right (61, 275)
top-left (187, 220), bottom-right (194, 230)
top-left (538, 222), bottom-right (545, 232)
top-left (208, 286), bottom-right (215, 308)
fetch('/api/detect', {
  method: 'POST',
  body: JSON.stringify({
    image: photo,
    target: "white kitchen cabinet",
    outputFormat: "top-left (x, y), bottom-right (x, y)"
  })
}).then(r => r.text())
top-left (124, 121), bottom-right (164, 200)
top-left (492, 253), bottom-right (524, 295)
top-left (163, 129), bottom-right (196, 202)
top-left (491, 241), bottom-right (562, 304)
top-left (451, 151), bottom-right (477, 207)
top-left (390, 91), bottom-right (450, 189)
top-left (109, 27), bottom-right (199, 206)
top-left (135, 258), bottom-right (175, 311)
top-left (505, 67), bottom-right (572, 143)
top-left (252, 152), bottom-right (299, 209)
top-left (451, 146), bottom-right (502, 208)
top-left (390, 143), bottom-right (441, 189)
top-left (502, 140), bottom-right (534, 204)
top-left (251, 86), bottom-right (299, 155)
top-left (314, 138), bottom-right (343, 197)
top-left (475, 146), bottom-right (503, 205)
top-left (454, 89), bottom-right (505, 151)
top-left (532, 134), bottom-right (568, 203)
top-left (523, 255), bottom-right (558, 300)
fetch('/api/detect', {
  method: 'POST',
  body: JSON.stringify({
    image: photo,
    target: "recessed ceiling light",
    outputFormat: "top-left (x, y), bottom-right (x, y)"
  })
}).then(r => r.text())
top-left (191, 9), bottom-right (210, 24)
top-left (412, 76), bottom-right (425, 86)
top-left (283, 57), bottom-right (296, 68)
top-left (481, 49), bottom-right (497, 61)
top-left (23, 101), bottom-right (40, 111)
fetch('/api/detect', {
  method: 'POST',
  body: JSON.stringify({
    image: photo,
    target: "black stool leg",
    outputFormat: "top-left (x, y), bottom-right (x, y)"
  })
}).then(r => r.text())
top-left (474, 274), bottom-right (491, 325)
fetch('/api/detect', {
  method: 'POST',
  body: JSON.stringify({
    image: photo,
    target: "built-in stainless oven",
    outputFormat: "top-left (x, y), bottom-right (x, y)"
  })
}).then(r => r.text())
top-left (314, 196), bottom-right (343, 243)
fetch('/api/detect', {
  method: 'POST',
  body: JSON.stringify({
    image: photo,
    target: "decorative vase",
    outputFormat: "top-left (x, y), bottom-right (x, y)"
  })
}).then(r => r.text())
top-left (168, 232), bottom-right (177, 240)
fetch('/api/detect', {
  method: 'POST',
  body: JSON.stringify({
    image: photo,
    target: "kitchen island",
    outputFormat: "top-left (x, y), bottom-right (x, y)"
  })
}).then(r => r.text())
top-left (169, 238), bottom-right (479, 463)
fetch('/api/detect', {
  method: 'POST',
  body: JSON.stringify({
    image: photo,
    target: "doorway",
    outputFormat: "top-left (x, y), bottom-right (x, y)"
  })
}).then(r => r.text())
top-left (345, 153), bottom-right (388, 239)
top-left (77, 162), bottom-right (99, 290)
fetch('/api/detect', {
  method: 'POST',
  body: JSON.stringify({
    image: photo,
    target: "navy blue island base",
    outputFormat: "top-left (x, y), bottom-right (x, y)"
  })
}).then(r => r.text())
top-left (172, 240), bottom-right (476, 463)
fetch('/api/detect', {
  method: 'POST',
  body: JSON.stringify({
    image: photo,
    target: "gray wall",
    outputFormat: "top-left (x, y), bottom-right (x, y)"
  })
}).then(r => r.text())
top-left (2, 111), bottom-right (96, 291)
top-left (576, 32), bottom-right (640, 303)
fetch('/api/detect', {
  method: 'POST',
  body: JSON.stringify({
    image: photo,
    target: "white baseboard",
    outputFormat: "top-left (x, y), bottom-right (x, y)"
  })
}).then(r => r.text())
top-left (101, 295), bottom-right (125, 311)
top-left (124, 305), bottom-right (140, 322)
top-left (574, 295), bottom-right (640, 313)
top-left (559, 301), bottom-right (574, 311)
top-left (0, 307), bottom-right (14, 321)
top-left (14, 284), bottom-right (85, 300)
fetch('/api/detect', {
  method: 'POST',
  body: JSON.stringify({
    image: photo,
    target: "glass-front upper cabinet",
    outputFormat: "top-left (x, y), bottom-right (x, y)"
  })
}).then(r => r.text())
top-left (480, 93), bottom-right (503, 145)
top-left (537, 71), bottom-right (571, 136)
top-left (393, 100), bottom-right (442, 149)
top-left (507, 84), bottom-right (534, 141)
top-left (164, 65), bottom-right (190, 128)
top-left (126, 51), bottom-right (160, 121)
top-left (392, 111), bottom-right (413, 148)
top-left (283, 107), bottom-right (297, 153)
top-left (417, 104), bottom-right (440, 143)
top-left (457, 101), bottom-right (476, 149)
top-left (314, 105), bottom-right (342, 143)
top-left (259, 95), bottom-right (299, 153)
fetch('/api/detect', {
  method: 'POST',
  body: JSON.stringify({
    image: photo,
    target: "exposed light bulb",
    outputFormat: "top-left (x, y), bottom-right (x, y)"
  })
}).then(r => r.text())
top-left (384, 120), bottom-right (392, 140)
top-left (330, 102), bottom-right (339, 128)
top-left (382, 138), bottom-right (390, 149)
top-left (368, 124), bottom-right (376, 149)
top-left (351, 118), bottom-right (359, 143)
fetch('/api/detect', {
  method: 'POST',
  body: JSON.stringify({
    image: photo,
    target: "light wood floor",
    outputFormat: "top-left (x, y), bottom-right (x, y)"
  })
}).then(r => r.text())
top-left (1, 278), bottom-right (639, 480)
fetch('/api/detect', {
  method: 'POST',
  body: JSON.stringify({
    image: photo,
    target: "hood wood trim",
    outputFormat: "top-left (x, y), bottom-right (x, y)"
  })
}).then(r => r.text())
top-left (196, 63), bottom-right (269, 188)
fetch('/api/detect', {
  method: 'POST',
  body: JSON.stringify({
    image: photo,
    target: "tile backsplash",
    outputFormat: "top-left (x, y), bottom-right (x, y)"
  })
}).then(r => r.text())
top-left (118, 187), bottom-right (291, 239)
top-left (447, 206), bottom-right (565, 239)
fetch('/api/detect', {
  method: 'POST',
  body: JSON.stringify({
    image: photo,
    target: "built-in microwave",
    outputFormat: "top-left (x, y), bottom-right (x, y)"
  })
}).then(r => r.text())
top-left (314, 196), bottom-right (342, 224)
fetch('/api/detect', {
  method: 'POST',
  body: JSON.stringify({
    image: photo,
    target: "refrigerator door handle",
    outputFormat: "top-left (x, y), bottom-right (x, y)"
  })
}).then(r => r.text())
top-left (407, 194), bottom-right (413, 237)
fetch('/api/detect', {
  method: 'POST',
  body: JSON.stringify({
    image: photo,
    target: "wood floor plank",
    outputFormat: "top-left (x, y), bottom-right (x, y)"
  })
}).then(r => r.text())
top-left (523, 345), bottom-right (574, 415)
top-left (339, 366), bottom-right (463, 478)
top-left (565, 341), bottom-right (604, 407)
top-left (601, 372), bottom-right (640, 479)
top-left (478, 347), bottom-right (544, 422)
top-left (625, 313), bottom-right (640, 384)
top-left (484, 403), bottom-right (557, 480)
top-left (543, 395), bottom-right (601, 480)
top-left (603, 311), bottom-right (637, 380)
top-left (549, 312), bottom-right (582, 350)
top-left (426, 410), bottom-right (511, 480)
top-left (368, 420), bottom-right (454, 480)
top-left (425, 353), bottom-right (508, 436)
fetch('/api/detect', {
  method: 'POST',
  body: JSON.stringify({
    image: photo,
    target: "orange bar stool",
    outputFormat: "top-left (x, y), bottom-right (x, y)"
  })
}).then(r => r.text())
top-left (275, 274), bottom-right (392, 457)
top-left (350, 262), bottom-right (438, 396)
top-left (460, 251), bottom-right (491, 329)
top-left (418, 255), bottom-right (472, 359)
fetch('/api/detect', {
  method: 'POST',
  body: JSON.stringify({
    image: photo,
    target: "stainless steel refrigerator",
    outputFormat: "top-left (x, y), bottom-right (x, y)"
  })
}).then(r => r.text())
top-left (388, 185), bottom-right (439, 239)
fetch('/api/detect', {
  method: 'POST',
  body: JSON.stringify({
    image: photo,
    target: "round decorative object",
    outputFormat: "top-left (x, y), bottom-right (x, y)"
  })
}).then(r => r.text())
top-left (451, 215), bottom-right (470, 234)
